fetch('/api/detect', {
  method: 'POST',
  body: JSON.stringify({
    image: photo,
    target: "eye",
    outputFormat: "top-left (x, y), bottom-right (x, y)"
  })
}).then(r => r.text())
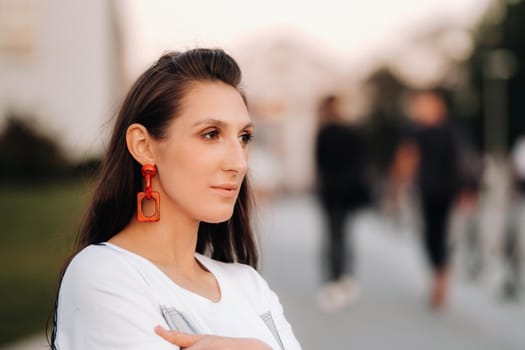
top-left (239, 131), bottom-right (254, 145)
top-left (202, 129), bottom-right (219, 140)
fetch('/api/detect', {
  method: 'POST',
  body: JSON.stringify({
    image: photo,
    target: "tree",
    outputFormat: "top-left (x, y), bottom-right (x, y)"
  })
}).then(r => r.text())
top-left (364, 67), bottom-right (410, 173)
top-left (0, 113), bottom-right (68, 181)
top-left (466, 0), bottom-right (525, 152)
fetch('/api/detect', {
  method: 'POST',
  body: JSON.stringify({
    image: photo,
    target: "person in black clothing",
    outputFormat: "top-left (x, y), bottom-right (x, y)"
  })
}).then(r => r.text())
top-left (408, 89), bottom-right (463, 309)
top-left (314, 95), bottom-right (369, 312)
top-left (504, 134), bottom-right (525, 299)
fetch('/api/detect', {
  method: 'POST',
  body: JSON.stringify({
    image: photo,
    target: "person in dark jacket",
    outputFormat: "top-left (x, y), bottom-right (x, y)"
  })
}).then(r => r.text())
top-left (408, 89), bottom-right (463, 310)
top-left (314, 95), bottom-right (369, 312)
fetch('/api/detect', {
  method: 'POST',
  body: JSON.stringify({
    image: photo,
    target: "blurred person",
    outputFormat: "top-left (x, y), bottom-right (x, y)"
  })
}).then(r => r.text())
top-left (250, 144), bottom-right (281, 204)
top-left (50, 49), bottom-right (302, 350)
top-left (249, 126), bottom-right (282, 206)
top-left (504, 133), bottom-right (525, 299)
top-left (382, 138), bottom-right (420, 231)
top-left (454, 129), bottom-right (484, 282)
top-left (314, 95), bottom-right (370, 313)
top-left (407, 88), bottom-right (465, 310)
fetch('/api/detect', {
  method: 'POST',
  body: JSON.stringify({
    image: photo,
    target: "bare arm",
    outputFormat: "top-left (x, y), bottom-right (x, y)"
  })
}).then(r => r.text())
top-left (155, 326), bottom-right (272, 350)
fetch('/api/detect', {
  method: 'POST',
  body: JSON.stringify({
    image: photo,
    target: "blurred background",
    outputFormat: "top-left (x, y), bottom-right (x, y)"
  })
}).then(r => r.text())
top-left (1, 0), bottom-right (524, 349)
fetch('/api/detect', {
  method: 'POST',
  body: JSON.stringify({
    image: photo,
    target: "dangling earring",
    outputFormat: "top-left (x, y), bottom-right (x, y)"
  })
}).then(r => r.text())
top-left (137, 164), bottom-right (160, 222)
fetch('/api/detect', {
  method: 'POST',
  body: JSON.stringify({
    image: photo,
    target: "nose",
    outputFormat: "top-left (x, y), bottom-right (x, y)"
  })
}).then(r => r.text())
top-left (223, 138), bottom-right (248, 174)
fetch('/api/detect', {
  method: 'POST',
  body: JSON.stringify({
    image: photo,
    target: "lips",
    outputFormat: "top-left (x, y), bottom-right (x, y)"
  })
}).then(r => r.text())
top-left (210, 184), bottom-right (239, 197)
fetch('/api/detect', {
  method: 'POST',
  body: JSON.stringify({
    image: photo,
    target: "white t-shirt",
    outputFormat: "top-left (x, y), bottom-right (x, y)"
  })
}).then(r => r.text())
top-left (55, 243), bottom-right (302, 350)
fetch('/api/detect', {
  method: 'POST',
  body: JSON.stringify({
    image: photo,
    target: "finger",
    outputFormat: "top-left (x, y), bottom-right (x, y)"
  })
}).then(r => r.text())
top-left (154, 326), bottom-right (201, 347)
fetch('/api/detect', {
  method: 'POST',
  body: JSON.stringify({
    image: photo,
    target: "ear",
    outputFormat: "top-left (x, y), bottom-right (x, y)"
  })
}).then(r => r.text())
top-left (126, 123), bottom-right (156, 165)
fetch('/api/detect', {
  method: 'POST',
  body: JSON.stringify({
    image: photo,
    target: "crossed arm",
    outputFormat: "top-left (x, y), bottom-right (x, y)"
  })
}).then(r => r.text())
top-left (155, 326), bottom-right (272, 350)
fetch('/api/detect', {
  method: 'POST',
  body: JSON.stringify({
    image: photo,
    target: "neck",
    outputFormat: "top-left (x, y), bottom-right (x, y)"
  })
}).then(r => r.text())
top-left (111, 201), bottom-right (201, 276)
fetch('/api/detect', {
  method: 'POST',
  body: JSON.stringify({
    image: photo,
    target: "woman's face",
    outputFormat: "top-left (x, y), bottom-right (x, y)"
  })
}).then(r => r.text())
top-left (152, 81), bottom-right (253, 224)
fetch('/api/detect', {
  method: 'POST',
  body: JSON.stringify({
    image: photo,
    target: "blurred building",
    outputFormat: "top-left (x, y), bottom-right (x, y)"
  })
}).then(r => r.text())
top-left (234, 34), bottom-right (356, 192)
top-left (0, 0), bottom-right (123, 158)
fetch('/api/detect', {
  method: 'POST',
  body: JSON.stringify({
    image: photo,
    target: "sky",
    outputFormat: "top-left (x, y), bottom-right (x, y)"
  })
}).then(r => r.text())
top-left (118, 0), bottom-right (492, 78)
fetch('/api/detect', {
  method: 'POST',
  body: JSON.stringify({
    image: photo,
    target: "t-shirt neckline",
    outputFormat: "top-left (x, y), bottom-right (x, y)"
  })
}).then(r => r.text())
top-left (100, 242), bottom-right (224, 304)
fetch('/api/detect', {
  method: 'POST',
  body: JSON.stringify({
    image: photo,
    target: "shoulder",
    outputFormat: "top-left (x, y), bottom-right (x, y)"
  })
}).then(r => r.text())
top-left (60, 244), bottom-right (149, 295)
top-left (65, 244), bottom-right (130, 276)
top-left (56, 245), bottom-right (177, 349)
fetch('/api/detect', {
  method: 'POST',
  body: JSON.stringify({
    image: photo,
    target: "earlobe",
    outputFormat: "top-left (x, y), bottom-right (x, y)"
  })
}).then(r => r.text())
top-left (126, 123), bottom-right (156, 165)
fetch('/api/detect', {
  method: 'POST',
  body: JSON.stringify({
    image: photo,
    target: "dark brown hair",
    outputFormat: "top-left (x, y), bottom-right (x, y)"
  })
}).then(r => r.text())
top-left (49, 48), bottom-right (258, 347)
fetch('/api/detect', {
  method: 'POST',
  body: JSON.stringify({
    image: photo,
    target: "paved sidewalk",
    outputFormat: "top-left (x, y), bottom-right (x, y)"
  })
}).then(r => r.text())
top-left (257, 194), bottom-right (525, 350)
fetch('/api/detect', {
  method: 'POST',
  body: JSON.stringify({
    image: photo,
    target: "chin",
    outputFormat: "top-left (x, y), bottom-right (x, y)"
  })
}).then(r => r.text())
top-left (198, 208), bottom-right (235, 224)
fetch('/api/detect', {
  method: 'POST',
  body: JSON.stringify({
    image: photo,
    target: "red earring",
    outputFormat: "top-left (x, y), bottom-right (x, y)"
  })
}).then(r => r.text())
top-left (137, 164), bottom-right (160, 222)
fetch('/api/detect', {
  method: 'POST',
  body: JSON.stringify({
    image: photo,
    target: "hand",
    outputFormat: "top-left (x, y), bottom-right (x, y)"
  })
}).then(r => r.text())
top-left (154, 326), bottom-right (272, 350)
top-left (456, 189), bottom-right (479, 214)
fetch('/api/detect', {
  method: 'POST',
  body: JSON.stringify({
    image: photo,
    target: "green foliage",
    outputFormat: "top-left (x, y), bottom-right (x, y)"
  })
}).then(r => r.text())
top-left (0, 114), bottom-right (68, 181)
top-left (0, 113), bottom-right (103, 182)
top-left (0, 180), bottom-right (93, 345)
top-left (365, 67), bottom-right (408, 119)
top-left (364, 68), bottom-right (410, 173)
top-left (467, 0), bottom-right (525, 149)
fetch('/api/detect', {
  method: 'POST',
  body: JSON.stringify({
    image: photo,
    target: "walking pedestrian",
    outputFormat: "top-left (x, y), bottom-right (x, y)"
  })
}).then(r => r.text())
top-left (314, 95), bottom-right (369, 312)
top-left (407, 88), bottom-right (464, 310)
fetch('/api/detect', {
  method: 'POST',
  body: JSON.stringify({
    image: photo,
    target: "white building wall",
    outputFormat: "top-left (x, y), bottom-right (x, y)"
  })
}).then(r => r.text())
top-left (0, 0), bottom-right (121, 158)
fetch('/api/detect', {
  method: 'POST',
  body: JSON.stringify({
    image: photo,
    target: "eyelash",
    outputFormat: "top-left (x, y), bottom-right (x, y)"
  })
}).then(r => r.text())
top-left (239, 132), bottom-right (254, 144)
top-left (201, 129), bottom-right (254, 145)
top-left (202, 130), bottom-right (219, 140)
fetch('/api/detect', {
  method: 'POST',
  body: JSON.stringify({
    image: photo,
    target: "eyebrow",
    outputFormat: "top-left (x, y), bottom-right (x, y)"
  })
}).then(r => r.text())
top-left (192, 118), bottom-right (254, 129)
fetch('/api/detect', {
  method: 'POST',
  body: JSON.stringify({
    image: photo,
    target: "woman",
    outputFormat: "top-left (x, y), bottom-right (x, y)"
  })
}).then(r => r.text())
top-left (51, 49), bottom-right (301, 349)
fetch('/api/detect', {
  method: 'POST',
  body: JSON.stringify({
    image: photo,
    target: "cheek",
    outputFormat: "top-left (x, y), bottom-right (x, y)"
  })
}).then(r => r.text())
top-left (158, 152), bottom-right (208, 201)
top-left (156, 152), bottom-right (236, 223)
